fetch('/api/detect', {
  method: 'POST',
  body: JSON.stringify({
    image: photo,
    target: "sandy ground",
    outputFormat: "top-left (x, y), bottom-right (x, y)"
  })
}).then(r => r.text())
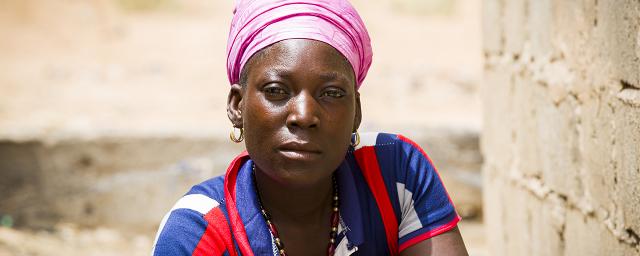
top-left (0, 0), bottom-right (484, 254)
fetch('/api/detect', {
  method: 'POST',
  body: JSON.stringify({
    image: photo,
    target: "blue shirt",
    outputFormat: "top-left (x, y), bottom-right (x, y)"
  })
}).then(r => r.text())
top-left (152, 132), bottom-right (460, 255)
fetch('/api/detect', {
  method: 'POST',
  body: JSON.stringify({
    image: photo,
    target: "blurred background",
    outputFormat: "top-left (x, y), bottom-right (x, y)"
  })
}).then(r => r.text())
top-left (0, 0), bottom-right (484, 254)
top-left (5, 0), bottom-right (638, 255)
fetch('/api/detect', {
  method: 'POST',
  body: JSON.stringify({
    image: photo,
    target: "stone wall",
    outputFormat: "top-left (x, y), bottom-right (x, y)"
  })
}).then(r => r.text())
top-left (482, 0), bottom-right (640, 255)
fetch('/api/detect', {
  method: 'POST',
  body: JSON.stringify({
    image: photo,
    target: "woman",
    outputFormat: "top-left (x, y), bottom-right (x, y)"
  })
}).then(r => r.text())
top-left (152, 0), bottom-right (468, 255)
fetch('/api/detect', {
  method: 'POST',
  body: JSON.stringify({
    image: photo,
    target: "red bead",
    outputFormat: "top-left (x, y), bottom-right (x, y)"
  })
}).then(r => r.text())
top-left (267, 223), bottom-right (279, 237)
top-left (327, 245), bottom-right (335, 256)
top-left (331, 212), bottom-right (339, 226)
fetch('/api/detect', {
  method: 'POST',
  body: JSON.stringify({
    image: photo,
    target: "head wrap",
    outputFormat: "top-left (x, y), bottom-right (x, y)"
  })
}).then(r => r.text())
top-left (226, 0), bottom-right (373, 89)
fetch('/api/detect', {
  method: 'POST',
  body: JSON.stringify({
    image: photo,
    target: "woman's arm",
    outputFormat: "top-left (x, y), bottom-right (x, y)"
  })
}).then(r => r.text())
top-left (400, 226), bottom-right (469, 256)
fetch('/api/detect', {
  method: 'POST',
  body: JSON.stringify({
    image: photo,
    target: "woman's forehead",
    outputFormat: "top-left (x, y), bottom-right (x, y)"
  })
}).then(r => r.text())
top-left (247, 39), bottom-right (356, 82)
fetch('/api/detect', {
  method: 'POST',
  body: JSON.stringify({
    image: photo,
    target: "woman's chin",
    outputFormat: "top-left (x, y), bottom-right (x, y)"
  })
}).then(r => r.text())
top-left (271, 167), bottom-right (333, 188)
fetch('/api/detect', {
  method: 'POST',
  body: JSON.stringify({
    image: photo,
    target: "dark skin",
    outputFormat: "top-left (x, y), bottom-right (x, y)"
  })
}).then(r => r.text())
top-left (227, 39), bottom-right (468, 256)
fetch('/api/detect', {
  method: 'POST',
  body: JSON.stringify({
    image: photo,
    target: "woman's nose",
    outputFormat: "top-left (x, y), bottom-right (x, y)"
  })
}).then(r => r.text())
top-left (286, 92), bottom-right (320, 129)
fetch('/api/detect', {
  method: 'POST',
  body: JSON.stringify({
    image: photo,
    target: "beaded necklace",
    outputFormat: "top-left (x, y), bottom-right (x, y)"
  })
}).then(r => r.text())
top-left (252, 164), bottom-right (340, 256)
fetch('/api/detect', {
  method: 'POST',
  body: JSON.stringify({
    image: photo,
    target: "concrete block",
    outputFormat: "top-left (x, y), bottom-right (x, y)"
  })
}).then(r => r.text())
top-left (482, 0), bottom-right (503, 53)
top-left (615, 102), bottom-right (640, 237)
top-left (551, 0), bottom-right (598, 68)
top-left (533, 87), bottom-right (583, 198)
top-left (511, 77), bottom-right (543, 178)
top-left (494, 184), bottom-right (567, 256)
top-left (560, 13), bottom-right (612, 95)
top-left (598, 0), bottom-right (640, 87)
top-left (482, 164), bottom-right (507, 255)
top-left (481, 66), bottom-right (515, 172)
top-left (577, 95), bottom-right (618, 218)
top-left (564, 208), bottom-right (639, 256)
top-left (501, 186), bottom-right (530, 255)
top-left (502, 0), bottom-right (527, 54)
top-left (527, 194), bottom-right (566, 256)
top-left (527, 0), bottom-right (554, 57)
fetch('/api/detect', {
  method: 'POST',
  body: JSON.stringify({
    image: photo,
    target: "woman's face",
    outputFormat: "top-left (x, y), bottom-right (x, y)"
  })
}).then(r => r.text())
top-left (228, 39), bottom-right (361, 187)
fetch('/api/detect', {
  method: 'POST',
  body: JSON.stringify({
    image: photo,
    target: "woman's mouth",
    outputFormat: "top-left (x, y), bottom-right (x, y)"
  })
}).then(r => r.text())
top-left (277, 141), bottom-right (322, 160)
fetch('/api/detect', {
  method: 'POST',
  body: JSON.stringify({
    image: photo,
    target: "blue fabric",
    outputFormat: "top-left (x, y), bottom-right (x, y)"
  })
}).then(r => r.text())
top-left (153, 209), bottom-right (208, 255)
top-left (340, 154), bottom-right (389, 254)
top-left (395, 135), bottom-right (457, 231)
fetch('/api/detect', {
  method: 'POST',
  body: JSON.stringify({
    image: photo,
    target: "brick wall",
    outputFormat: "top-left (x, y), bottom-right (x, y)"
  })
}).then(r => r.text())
top-left (482, 0), bottom-right (640, 255)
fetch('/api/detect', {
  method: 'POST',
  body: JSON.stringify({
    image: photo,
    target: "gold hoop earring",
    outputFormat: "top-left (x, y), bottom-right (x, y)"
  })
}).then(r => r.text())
top-left (351, 131), bottom-right (360, 147)
top-left (230, 127), bottom-right (244, 143)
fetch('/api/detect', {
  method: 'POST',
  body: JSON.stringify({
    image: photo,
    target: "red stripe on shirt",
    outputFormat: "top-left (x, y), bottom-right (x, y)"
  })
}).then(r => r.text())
top-left (193, 207), bottom-right (237, 256)
top-left (224, 151), bottom-right (254, 256)
top-left (354, 146), bottom-right (399, 255)
top-left (398, 215), bottom-right (461, 252)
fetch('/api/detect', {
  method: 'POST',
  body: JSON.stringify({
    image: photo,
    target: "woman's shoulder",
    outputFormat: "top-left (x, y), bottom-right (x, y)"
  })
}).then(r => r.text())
top-left (151, 175), bottom-right (229, 255)
top-left (353, 132), bottom-right (428, 155)
top-left (157, 176), bottom-right (227, 225)
top-left (351, 131), bottom-right (438, 179)
top-left (157, 175), bottom-right (227, 226)
top-left (187, 175), bottom-right (226, 202)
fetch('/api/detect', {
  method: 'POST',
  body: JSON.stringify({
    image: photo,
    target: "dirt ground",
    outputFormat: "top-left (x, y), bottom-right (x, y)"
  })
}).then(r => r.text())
top-left (0, 0), bottom-right (484, 254)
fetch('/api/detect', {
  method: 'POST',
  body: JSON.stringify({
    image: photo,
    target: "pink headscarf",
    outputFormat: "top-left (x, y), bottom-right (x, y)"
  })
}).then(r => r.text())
top-left (226, 0), bottom-right (373, 89)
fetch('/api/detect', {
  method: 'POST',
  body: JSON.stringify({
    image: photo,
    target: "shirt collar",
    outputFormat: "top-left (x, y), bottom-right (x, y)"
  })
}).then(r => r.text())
top-left (233, 159), bottom-right (274, 255)
top-left (230, 156), bottom-right (365, 253)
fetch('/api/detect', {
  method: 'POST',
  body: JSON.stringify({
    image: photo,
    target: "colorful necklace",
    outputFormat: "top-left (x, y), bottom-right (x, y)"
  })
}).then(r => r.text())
top-left (252, 164), bottom-right (340, 256)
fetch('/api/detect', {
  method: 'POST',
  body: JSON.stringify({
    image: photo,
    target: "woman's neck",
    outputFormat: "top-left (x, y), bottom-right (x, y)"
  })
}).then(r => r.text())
top-left (253, 167), bottom-right (333, 224)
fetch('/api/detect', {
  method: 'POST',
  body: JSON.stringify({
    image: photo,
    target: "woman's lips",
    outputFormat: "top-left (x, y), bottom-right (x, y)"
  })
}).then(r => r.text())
top-left (277, 141), bottom-right (321, 160)
top-left (278, 149), bottom-right (321, 160)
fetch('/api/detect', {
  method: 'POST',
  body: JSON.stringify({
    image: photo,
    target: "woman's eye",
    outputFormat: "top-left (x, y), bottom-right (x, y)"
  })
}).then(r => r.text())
top-left (322, 89), bottom-right (345, 98)
top-left (262, 85), bottom-right (289, 100)
top-left (264, 86), bottom-right (287, 95)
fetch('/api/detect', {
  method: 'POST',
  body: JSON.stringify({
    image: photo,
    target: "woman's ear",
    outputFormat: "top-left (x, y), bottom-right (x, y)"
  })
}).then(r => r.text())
top-left (227, 83), bottom-right (244, 128)
top-left (353, 91), bottom-right (362, 132)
